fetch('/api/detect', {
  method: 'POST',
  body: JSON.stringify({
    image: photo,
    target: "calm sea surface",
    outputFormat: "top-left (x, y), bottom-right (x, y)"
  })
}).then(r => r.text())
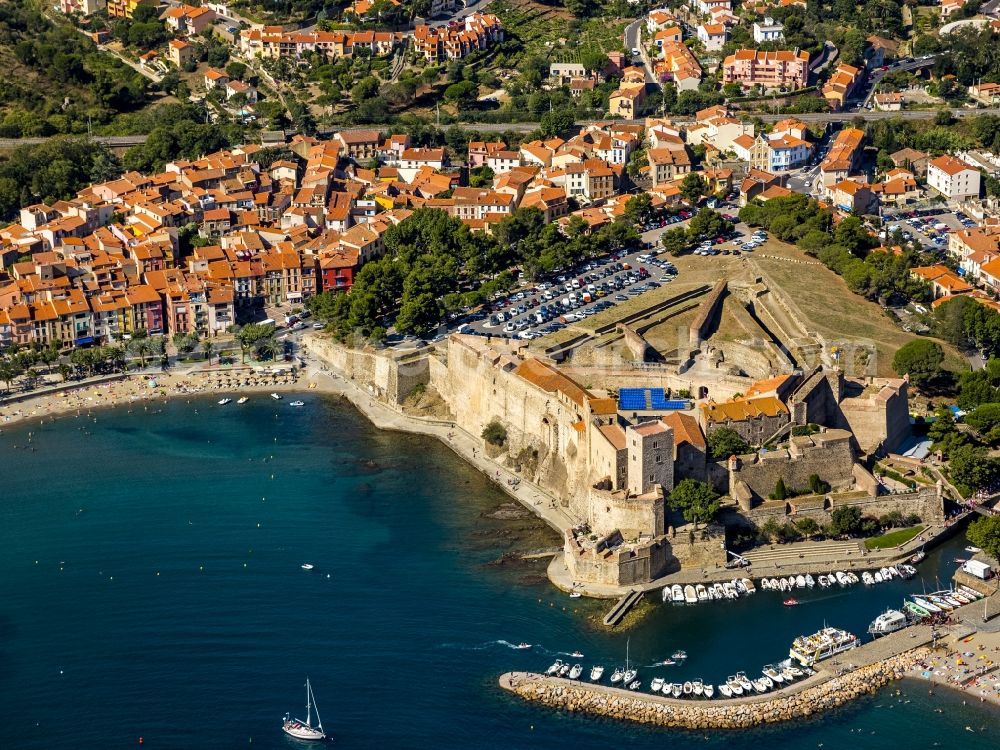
top-left (0, 394), bottom-right (996, 749)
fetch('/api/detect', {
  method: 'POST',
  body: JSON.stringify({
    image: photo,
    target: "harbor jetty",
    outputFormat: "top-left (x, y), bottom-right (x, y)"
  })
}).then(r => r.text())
top-left (500, 624), bottom-right (937, 729)
top-left (500, 650), bottom-right (927, 729)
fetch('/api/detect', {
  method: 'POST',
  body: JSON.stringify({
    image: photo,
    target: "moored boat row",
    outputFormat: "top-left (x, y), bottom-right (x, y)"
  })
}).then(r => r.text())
top-left (662, 578), bottom-right (755, 604)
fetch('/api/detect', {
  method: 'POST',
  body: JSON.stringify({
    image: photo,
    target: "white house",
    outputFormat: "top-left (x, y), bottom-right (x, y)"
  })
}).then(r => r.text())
top-left (752, 17), bottom-right (784, 43)
top-left (766, 134), bottom-right (810, 172)
top-left (927, 155), bottom-right (981, 200)
top-left (697, 23), bottom-right (727, 52)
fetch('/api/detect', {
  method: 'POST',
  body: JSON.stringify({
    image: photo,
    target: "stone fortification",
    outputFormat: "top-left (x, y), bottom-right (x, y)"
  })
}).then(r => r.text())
top-left (688, 279), bottom-right (727, 345)
top-left (307, 335), bottom-right (431, 404)
top-left (564, 528), bottom-right (673, 586)
top-left (728, 429), bottom-right (855, 506)
top-left (839, 377), bottom-right (910, 454)
top-left (499, 646), bottom-right (929, 730)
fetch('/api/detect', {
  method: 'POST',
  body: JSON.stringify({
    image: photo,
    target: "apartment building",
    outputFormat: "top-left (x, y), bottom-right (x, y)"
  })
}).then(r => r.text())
top-left (722, 49), bottom-right (809, 91)
top-left (927, 155), bottom-right (981, 200)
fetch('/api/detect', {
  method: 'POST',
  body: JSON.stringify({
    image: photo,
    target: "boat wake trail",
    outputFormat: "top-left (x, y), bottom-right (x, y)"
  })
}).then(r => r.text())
top-left (437, 640), bottom-right (539, 652)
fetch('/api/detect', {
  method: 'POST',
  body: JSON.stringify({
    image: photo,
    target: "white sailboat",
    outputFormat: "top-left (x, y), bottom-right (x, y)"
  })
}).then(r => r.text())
top-left (283, 678), bottom-right (326, 741)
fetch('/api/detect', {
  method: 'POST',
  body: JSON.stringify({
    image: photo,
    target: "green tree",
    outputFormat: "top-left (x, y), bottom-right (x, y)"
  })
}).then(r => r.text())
top-left (830, 505), bottom-right (863, 536)
top-left (707, 427), bottom-right (749, 459)
top-left (622, 192), bottom-right (653, 226)
top-left (481, 420), bottom-right (507, 446)
top-left (794, 517), bottom-right (820, 538)
top-left (772, 477), bottom-right (788, 501)
top-left (949, 444), bottom-right (1000, 494)
top-left (661, 227), bottom-right (689, 256)
top-left (202, 340), bottom-right (215, 365)
top-left (966, 515), bottom-right (1000, 560)
top-left (965, 403), bottom-right (1000, 445)
top-left (680, 172), bottom-right (707, 204)
top-left (668, 479), bottom-right (721, 528)
top-left (891, 339), bottom-right (944, 388)
top-left (235, 323), bottom-right (275, 364)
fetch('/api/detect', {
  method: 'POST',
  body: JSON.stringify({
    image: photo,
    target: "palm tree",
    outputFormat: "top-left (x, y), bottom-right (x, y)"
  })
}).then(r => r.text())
top-left (57, 363), bottom-right (72, 382)
top-left (203, 340), bottom-right (215, 365)
top-left (0, 360), bottom-right (19, 394)
top-left (129, 338), bottom-right (153, 368)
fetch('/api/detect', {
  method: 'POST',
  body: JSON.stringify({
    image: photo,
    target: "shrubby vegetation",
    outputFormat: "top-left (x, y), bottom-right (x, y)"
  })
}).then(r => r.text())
top-left (307, 207), bottom-right (639, 337)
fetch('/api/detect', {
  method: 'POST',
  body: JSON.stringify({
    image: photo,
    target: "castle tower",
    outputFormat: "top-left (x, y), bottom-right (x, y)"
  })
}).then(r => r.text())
top-left (625, 421), bottom-right (674, 496)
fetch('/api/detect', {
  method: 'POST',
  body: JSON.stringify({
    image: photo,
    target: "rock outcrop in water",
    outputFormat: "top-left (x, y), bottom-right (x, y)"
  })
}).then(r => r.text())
top-left (499, 648), bottom-right (929, 730)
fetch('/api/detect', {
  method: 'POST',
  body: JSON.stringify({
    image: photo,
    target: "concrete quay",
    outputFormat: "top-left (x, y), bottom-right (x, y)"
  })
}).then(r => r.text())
top-left (500, 625), bottom-right (935, 729)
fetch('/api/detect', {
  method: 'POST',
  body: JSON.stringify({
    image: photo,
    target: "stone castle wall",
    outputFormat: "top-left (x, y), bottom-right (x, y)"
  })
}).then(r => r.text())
top-left (306, 335), bottom-right (429, 403)
top-left (729, 431), bottom-right (855, 502)
top-left (731, 484), bottom-right (944, 527)
top-left (586, 487), bottom-right (665, 537)
top-left (840, 379), bottom-right (910, 454)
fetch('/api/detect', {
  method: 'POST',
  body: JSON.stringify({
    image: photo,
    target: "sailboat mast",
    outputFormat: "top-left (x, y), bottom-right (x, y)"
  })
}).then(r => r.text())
top-left (306, 678), bottom-right (312, 727)
top-left (311, 681), bottom-right (323, 731)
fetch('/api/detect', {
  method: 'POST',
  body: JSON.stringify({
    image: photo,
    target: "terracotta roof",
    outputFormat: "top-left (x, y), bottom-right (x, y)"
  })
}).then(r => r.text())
top-left (700, 395), bottom-right (788, 424)
top-left (513, 358), bottom-right (589, 407)
top-left (660, 412), bottom-right (706, 450)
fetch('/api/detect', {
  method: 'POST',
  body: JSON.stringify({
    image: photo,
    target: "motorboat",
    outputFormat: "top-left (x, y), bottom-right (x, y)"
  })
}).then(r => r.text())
top-left (289, 401), bottom-right (305, 407)
top-left (662, 586), bottom-right (672, 602)
top-left (960, 585), bottom-right (983, 600)
top-left (237, 396), bottom-right (248, 404)
top-left (590, 665), bottom-right (604, 681)
top-left (546, 660), bottom-right (563, 676)
top-left (671, 584), bottom-right (684, 602)
top-left (742, 578), bottom-right (756, 594)
top-left (817, 575), bottom-right (829, 587)
top-left (835, 572), bottom-right (850, 586)
top-left (703, 683), bottom-right (714, 699)
top-left (622, 668), bottom-right (637, 684)
top-left (692, 679), bottom-right (704, 697)
top-left (952, 591), bottom-right (971, 605)
top-left (805, 574), bottom-right (815, 588)
top-left (779, 578), bottom-right (789, 592)
top-left (874, 571), bottom-right (884, 584)
top-left (671, 683), bottom-right (683, 698)
top-left (881, 567), bottom-right (895, 580)
top-left (898, 564), bottom-right (917, 578)
top-left (627, 680), bottom-right (641, 690)
top-left (718, 683), bottom-right (732, 698)
top-left (672, 651), bottom-right (687, 660)
top-left (795, 575), bottom-right (806, 588)
top-left (966, 546), bottom-right (983, 553)
top-left (786, 665), bottom-right (804, 679)
top-left (910, 549), bottom-right (926, 564)
top-left (650, 677), bottom-right (664, 692)
top-left (301, 564), bottom-right (314, 570)
top-left (610, 667), bottom-right (624, 684)
top-left (712, 583), bottom-right (725, 599)
top-left (912, 596), bottom-right (941, 614)
top-left (558, 664), bottom-right (570, 677)
top-left (846, 572), bottom-right (859, 584)
top-left (726, 677), bottom-right (743, 696)
top-left (783, 598), bottom-right (799, 606)
top-left (735, 579), bottom-right (747, 595)
top-left (681, 681), bottom-right (692, 696)
top-left (514, 643), bottom-right (531, 650)
top-left (282, 678), bottom-right (326, 741)
top-left (759, 674), bottom-right (774, 689)
top-left (218, 398), bottom-right (232, 405)
top-left (568, 664), bottom-right (583, 679)
top-left (869, 608), bottom-right (909, 637)
top-left (735, 672), bottom-right (753, 692)
top-left (761, 578), bottom-right (771, 591)
top-left (763, 665), bottom-right (784, 683)
top-left (569, 651), bottom-right (584, 659)
top-left (270, 393), bottom-right (282, 400)
top-left (684, 585), bottom-right (697, 604)
top-left (723, 582), bottom-right (738, 599)
top-left (752, 678), bottom-right (769, 694)
top-left (569, 592), bottom-right (582, 598)
top-left (862, 572), bottom-right (874, 585)
top-left (660, 683), bottom-right (672, 696)
top-left (706, 585), bottom-right (717, 601)
top-left (695, 584), bottom-right (708, 601)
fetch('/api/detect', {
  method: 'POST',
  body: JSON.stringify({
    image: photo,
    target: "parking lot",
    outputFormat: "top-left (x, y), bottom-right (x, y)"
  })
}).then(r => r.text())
top-left (880, 206), bottom-right (971, 252)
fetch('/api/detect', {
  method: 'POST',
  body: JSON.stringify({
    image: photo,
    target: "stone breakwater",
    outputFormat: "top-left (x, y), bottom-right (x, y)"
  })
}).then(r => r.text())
top-left (499, 648), bottom-right (930, 730)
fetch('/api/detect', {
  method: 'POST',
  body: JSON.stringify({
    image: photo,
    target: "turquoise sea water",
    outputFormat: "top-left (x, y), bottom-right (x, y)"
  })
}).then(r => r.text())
top-left (0, 394), bottom-right (996, 749)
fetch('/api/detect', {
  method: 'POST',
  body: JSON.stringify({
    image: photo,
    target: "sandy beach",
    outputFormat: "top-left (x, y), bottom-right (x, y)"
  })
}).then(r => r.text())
top-left (908, 628), bottom-right (1000, 707)
top-left (0, 364), bottom-right (337, 432)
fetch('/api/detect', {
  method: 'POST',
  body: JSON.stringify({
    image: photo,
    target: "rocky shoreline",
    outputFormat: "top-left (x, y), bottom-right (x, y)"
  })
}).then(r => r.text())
top-left (499, 648), bottom-right (931, 729)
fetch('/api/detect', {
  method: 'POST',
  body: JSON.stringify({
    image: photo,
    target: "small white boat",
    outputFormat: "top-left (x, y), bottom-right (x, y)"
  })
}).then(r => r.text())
top-left (763, 665), bottom-right (784, 683)
top-left (966, 546), bottom-right (982, 553)
top-left (622, 669), bottom-right (637, 684)
top-left (682, 681), bottom-right (693, 695)
top-left (779, 578), bottom-right (789, 592)
top-left (703, 683), bottom-right (715, 699)
top-left (218, 398), bottom-right (232, 405)
top-left (695, 584), bottom-right (708, 602)
top-left (650, 677), bottom-right (664, 692)
top-left (661, 683), bottom-right (672, 695)
top-left (282, 678), bottom-right (326, 741)
top-left (862, 571), bottom-right (874, 585)
top-left (913, 596), bottom-right (941, 613)
top-left (628, 680), bottom-right (641, 690)
top-left (706, 585), bottom-right (717, 600)
top-left (736, 672), bottom-right (753, 692)
top-left (742, 578), bottom-right (756, 594)
top-left (795, 575), bottom-right (806, 589)
top-left (672, 651), bottom-right (687, 661)
top-left (301, 563), bottom-right (314, 570)
top-left (786, 665), bottom-right (804, 678)
top-left (718, 683), bottom-right (732, 698)
top-left (670, 584), bottom-right (684, 602)
top-left (684, 585), bottom-right (697, 604)
top-left (568, 651), bottom-right (584, 659)
top-left (752, 678), bottom-right (768, 694)
top-left (760, 674), bottom-right (774, 689)
top-left (569, 664), bottom-right (583, 679)
top-left (270, 393), bottom-right (282, 400)
top-left (671, 683), bottom-right (682, 698)
top-left (289, 401), bottom-right (305, 407)
top-left (237, 396), bottom-right (248, 404)
top-left (835, 572), bottom-right (849, 586)
top-left (761, 578), bottom-right (771, 591)
top-left (590, 665), bottom-right (604, 681)
top-left (610, 667), bottom-right (624, 683)
top-left (847, 572), bottom-right (859, 584)
top-left (805, 574), bottom-right (815, 588)
top-left (712, 583), bottom-right (725, 599)
top-left (514, 642), bottom-right (531, 650)
top-left (723, 582), bottom-right (738, 599)
top-left (817, 575), bottom-right (829, 588)
top-left (735, 578), bottom-right (747, 595)
top-left (569, 592), bottom-right (582, 598)
top-left (726, 677), bottom-right (743, 696)
top-left (546, 660), bottom-right (563, 676)
top-left (874, 571), bottom-right (884, 584)
top-left (558, 664), bottom-right (570, 677)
